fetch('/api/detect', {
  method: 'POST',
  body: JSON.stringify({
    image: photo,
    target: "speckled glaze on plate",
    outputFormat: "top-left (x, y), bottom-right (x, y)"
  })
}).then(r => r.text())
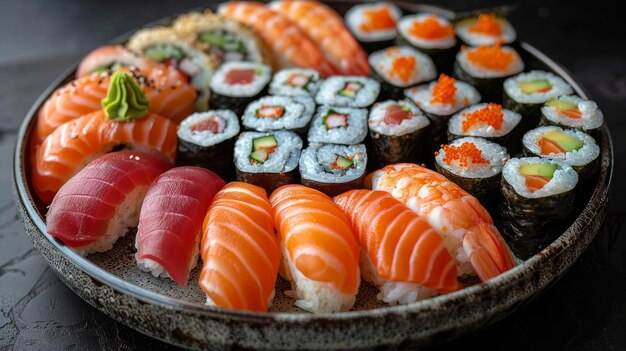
top-left (12, 2), bottom-right (613, 350)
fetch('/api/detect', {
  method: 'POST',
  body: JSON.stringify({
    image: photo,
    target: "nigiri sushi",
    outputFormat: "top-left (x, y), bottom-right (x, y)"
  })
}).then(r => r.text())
top-left (366, 163), bottom-right (517, 282)
top-left (199, 182), bottom-right (280, 312)
top-left (270, 185), bottom-right (360, 313)
top-left (76, 45), bottom-right (157, 78)
top-left (334, 190), bottom-right (461, 305)
top-left (46, 151), bottom-right (172, 255)
top-left (269, 0), bottom-right (370, 76)
top-left (218, 1), bottom-right (337, 76)
top-left (136, 167), bottom-right (225, 287)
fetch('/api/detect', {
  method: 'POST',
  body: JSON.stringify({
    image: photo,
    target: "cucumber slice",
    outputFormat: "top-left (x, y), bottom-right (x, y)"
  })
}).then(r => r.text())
top-left (334, 156), bottom-right (354, 170)
top-left (250, 150), bottom-right (269, 164)
top-left (545, 98), bottom-right (577, 110)
top-left (519, 163), bottom-right (557, 178)
top-left (200, 32), bottom-right (226, 47)
top-left (144, 45), bottom-right (185, 62)
top-left (518, 80), bottom-right (552, 94)
top-left (253, 135), bottom-right (278, 150)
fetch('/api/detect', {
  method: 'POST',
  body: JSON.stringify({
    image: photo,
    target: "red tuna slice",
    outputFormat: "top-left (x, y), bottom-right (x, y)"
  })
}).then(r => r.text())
top-left (383, 104), bottom-right (413, 125)
top-left (224, 68), bottom-right (256, 85)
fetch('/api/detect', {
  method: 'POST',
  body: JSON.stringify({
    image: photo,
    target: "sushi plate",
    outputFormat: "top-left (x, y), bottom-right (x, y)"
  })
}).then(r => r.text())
top-left (12, 1), bottom-right (613, 350)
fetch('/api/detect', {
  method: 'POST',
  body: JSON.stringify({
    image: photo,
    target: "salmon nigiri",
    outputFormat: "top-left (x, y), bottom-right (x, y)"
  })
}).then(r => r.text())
top-left (46, 151), bottom-right (172, 255)
top-left (334, 190), bottom-right (461, 304)
top-left (366, 163), bottom-right (517, 282)
top-left (218, 1), bottom-right (337, 76)
top-left (270, 185), bottom-right (360, 313)
top-left (269, 0), bottom-right (370, 76)
top-left (136, 167), bottom-right (225, 287)
top-left (199, 182), bottom-right (280, 312)
top-left (32, 72), bottom-right (178, 203)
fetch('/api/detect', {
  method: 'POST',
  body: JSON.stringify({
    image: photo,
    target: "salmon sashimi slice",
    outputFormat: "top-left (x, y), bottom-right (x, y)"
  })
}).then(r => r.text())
top-left (76, 45), bottom-right (157, 78)
top-left (270, 184), bottom-right (360, 313)
top-left (524, 175), bottom-right (550, 192)
top-left (46, 151), bottom-right (172, 254)
top-left (218, 1), bottom-right (338, 76)
top-left (33, 110), bottom-right (178, 204)
top-left (136, 167), bottom-right (225, 287)
top-left (334, 190), bottom-right (461, 294)
top-left (366, 163), bottom-right (517, 282)
top-left (199, 182), bottom-right (280, 312)
top-left (269, 0), bottom-right (370, 76)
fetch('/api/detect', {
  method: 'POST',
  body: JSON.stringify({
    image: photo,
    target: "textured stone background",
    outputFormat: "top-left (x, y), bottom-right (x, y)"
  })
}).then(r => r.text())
top-left (0, 0), bottom-right (624, 350)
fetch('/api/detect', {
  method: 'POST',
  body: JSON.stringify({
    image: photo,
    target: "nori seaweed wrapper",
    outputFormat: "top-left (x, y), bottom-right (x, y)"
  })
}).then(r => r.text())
top-left (370, 68), bottom-right (405, 101)
top-left (453, 61), bottom-right (509, 103)
top-left (503, 93), bottom-right (542, 134)
top-left (522, 145), bottom-right (599, 191)
top-left (396, 35), bottom-right (458, 74)
top-left (209, 88), bottom-right (267, 117)
top-left (235, 168), bottom-right (299, 195)
top-left (435, 162), bottom-right (501, 210)
top-left (500, 179), bottom-right (576, 260)
top-left (368, 127), bottom-right (428, 169)
top-left (538, 112), bottom-right (601, 142)
top-left (448, 123), bottom-right (524, 156)
top-left (300, 176), bottom-right (365, 198)
top-left (421, 111), bottom-right (451, 166)
top-left (176, 137), bottom-right (236, 181)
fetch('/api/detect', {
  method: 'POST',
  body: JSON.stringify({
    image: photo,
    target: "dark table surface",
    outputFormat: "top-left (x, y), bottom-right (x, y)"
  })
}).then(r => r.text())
top-left (1, 0), bottom-right (625, 350)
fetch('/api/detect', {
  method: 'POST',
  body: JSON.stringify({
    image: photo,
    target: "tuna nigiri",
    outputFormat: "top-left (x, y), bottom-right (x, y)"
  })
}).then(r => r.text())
top-left (199, 182), bottom-right (280, 312)
top-left (366, 163), bottom-right (516, 282)
top-left (269, 0), bottom-right (370, 76)
top-left (270, 185), bottom-right (360, 313)
top-left (76, 45), bottom-right (157, 78)
top-left (46, 151), bottom-right (172, 255)
top-left (136, 167), bottom-right (225, 287)
top-left (334, 190), bottom-right (461, 305)
top-left (218, 1), bottom-right (337, 76)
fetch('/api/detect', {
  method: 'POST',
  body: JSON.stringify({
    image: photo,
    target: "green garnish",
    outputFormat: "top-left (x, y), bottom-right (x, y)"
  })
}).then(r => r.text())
top-left (101, 72), bottom-right (150, 121)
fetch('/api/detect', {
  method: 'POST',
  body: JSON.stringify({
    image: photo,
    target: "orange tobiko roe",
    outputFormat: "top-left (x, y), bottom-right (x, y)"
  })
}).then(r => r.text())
top-left (360, 6), bottom-right (397, 32)
top-left (441, 142), bottom-right (489, 168)
top-left (468, 13), bottom-right (502, 36)
top-left (408, 16), bottom-right (454, 40)
top-left (430, 74), bottom-right (457, 104)
top-left (389, 56), bottom-right (416, 83)
top-left (461, 103), bottom-right (504, 133)
top-left (465, 44), bottom-right (514, 71)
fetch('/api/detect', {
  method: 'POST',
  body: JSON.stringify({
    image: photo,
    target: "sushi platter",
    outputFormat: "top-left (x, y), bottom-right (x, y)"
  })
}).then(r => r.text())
top-left (12, 1), bottom-right (613, 350)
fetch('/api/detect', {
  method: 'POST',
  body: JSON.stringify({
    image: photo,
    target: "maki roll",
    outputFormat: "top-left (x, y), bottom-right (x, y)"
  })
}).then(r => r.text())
top-left (299, 143), bottom-right (368, 197)
top-left (308, 106), bottom-right (368, 145)
top-left (173, 11), bottom-right (276, 69)
top-left (397, 13), bottom-right (457, 72)
top-left (234, 130), bottom-right (302, 194)
top-left (368, 99), bottom-right (430, 168)
top-left (448, 103), bottom-right (523, 153)
top-left (209, 61), bottom-right (272, 115)
top-left (434, 137), bottom-right (509, 208)
top-left (315, 76), bottom-right (380, 108)
top-left (455, 13), bottom-right (516, 46)
top-left (454, 44), bottom-right (524, 102)
top-left (127, 26), bottom-right (218, 111)
top-left (176, 110), bottom-right (240, 179)
top-left (501, 157), bottom-right (578, 259)
top-left (344, 2), bottom-right (402, 52)
top-left (76, 45), bottom-right (157, 78)
top-left (503, 70), bottom-right (574, 133)
top-left (368, 46), bottom-right (437, 99)
top-left (242, 95), bottom-right (314, 136)
top-left (405, 74), bottom-right (481, 155)
top-left (522, 126), bottom-right (600, 188)
top-left (269, 68), bottom-right (323, 97)
top-left (540, 95), bottom-right (604, 138)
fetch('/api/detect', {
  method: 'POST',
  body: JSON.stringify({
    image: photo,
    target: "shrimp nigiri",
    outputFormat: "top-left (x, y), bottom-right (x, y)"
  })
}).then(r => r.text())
top-left (270, 185), bottom-right (360, 313)
top-left (366, 163), bottom-right (516, 282)
top-left (269, 0), bottom-right (370, 76)
top-left (218, 1), bottom-right (337, 76)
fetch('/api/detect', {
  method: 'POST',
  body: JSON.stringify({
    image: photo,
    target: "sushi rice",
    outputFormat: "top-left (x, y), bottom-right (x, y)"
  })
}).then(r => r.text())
top-left (369, 46), bottom-right (437, 88)
top-left (315, 76), bottom-right (380, 107)
top-left (368, 99), bottom-right (430, 136)
top-left (397, 14), bottom-right (456, 50)
top-left (210, 61), bottom-right (272, 97)
top-left (234, 131), bottom-right (302, 173)
top-left (177, 110), bottom-right (240, 147)
top-left (448, 103), bottom-right (521, 138)
top-left (344, 2), bottom-right (401, 43)
top-left (456, 45), bottom-right (524, 79)
top-left (242, 96), bottom-right (309, 132)
top-left (435, 137), bottom-right (509, 179)
top-left (541, 95), bottom-right (603, 130)
top-left (308, 106), bottom-right (368, 145)
top-left (405, 79), bottom-right (481, 117)
top-left (269, 68), bottom-right (323, 96)
top-left (299, 143), bottom-right (367, 184)
top-left (502, 157), bottom-right (578, 199)
top-left (523, 126), bottom-right (599, 167)
top-left (455, 15), bottom-right (517, 46)
top-left (504, 70), bottom-right (573, 104)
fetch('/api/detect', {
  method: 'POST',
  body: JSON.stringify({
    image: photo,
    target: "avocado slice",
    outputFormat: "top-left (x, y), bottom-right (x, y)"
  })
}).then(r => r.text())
top-left (518, 80), bottom-right (552, 94)
top-left (543, 130), bottom-right (584, 151)
top-left (545, 98), bottom-right (578, 110)
top-left (519, 163), bottom-right (557, 178)
top-left (253, 135), bottom-right (278, 151)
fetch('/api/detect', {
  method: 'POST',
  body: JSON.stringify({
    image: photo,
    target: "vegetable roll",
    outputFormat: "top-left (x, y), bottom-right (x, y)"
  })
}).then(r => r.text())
top-left (503, 70), bottom-right (574, 133)
top-left (368, 46), bottom-right (437, 99)
top-left (242, 95), bottom-right (314, 136)
top-left (344, 2), bottom-right (402, 52)
top-left (176, 110), bottom-right (240, 179)
top-left (269, 68), bottom-right (323, 97)
top-left (368, 99), bottom-right (430, 168)
top-left (234, 131), bottom-right (302, 194)
top-left (448, 102), bottom-right (523, 153)
top-left (522, 126), bottom-right (600, 188)
top-left (434, 137), bottom-right (509, 208)
top-left (209, 61), bottom-right (272, 115)
top-left (307, 106), bottom-right (368, 145)
top-left (397, 13), bottom-right (457, 72)
top-left (455, 13), bottom-right (516, 46)
top-left (299, 143), bottom-right (368, 197)
top-left (501, 157), bottom-right (578, 259)
top-left (315, 76), bottom-right (380, 108)
top-left (540, 95), bottom-right (604, 138)
top-left (173, 11), bottom-right (276, 69)
top-left (454, 44), bottom-right (524, 102)
top-left (127, 26), bottom-right (218, 111)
